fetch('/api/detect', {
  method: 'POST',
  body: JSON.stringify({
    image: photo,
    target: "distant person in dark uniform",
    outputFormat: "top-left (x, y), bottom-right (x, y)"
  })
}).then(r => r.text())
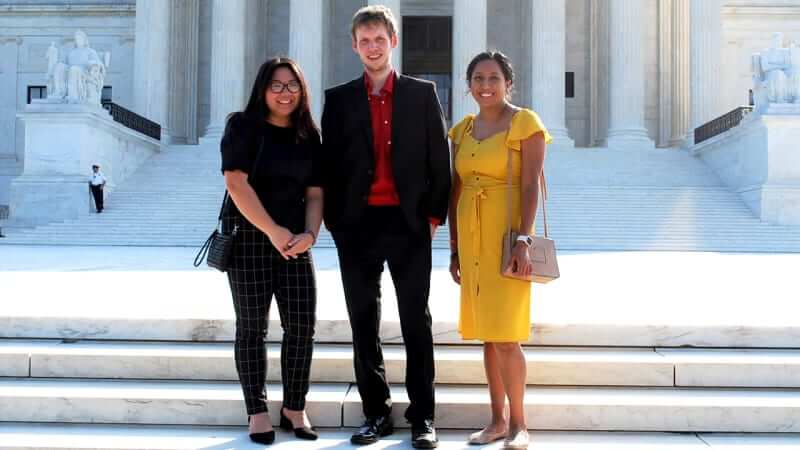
top-left (89, 164), bottom-right (106, 213)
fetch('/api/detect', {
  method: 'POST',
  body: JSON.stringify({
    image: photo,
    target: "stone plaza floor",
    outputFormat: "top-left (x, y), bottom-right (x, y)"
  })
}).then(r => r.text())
top-left (2, 245), bottom-right (799, 347)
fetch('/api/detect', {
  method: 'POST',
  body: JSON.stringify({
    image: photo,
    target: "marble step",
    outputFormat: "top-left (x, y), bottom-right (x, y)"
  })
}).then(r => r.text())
top-left (4, 340), bottom-right (800, 388)
top-left (1, 378), bottom-right (800, 432)
top-left (5, 425), bottom-right (792, 450)
top-left (0, 340), bottom-right (673, 386)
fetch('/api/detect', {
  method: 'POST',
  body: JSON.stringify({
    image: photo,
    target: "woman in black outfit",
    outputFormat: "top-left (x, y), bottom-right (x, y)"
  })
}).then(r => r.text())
top-left (221, 57), bottom-right (322, 445)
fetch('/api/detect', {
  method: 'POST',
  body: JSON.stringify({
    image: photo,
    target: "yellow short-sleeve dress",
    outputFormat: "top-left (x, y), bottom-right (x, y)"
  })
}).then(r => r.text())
top-left (448, 109), bottom-right (552, 342)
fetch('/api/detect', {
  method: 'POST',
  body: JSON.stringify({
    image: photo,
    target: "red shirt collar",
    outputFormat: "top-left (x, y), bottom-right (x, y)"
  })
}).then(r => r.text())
top-left (364, 70), bottom-right (396, 96)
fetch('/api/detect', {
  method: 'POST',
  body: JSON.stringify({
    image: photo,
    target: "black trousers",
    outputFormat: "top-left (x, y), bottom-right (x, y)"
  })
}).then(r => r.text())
top-left (225, 217), bottom-right (317, 415)
top-left (332, 207), bottom-right (435, 424)
top-left (90, 184), bottom-right (104, 211)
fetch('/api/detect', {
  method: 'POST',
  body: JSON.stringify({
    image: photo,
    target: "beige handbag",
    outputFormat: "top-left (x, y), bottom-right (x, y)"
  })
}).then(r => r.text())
top-left (501, 144), bottom-right (560, 283)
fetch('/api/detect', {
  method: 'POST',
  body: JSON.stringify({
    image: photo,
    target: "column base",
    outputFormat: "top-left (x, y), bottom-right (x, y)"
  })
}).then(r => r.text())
top-left (199, 123), bottom-right (225, 145)
top-left (607, 128), bottom-right (655, 150)
top-left (547, 128), bottom-right (575, 149)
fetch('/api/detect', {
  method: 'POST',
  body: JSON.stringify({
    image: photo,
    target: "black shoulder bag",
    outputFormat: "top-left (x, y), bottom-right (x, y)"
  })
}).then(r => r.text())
top-left (193, 191), bottom-right (238, 272)
top-left (194, 135), bottom-right (264, 272)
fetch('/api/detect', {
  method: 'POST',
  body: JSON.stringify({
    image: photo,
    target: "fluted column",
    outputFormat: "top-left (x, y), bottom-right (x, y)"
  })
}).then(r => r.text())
top-left (168, 0), bottom-right (199, 144)
top-left (290, 0), bottom-right (324, 122)
top-left (452, 0), bottom-right (486, 123)
top-left (369, 0), bottom-right (401, 73)
top-left (531, 0), bottom-right (573, 148)
top-left (607, 0), bottom-right (654, 150)
top-left (689, 0), bottom-right (723, 145)
top-left (134, 0), bottom-right (171, 142)
top-left (201, 0), bottom-right (248, 143)
top-left (671, 0), bottom-right (690, 147)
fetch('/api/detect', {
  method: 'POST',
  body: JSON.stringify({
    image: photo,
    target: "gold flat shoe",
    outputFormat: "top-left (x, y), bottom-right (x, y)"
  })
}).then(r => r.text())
top-left (503, 430), bottom-right (529, 449)
top-left (467, 428), bottom-right (508, 445)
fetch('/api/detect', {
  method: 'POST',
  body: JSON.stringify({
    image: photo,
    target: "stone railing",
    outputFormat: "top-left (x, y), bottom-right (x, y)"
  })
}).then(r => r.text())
top-left (694, 106), bottom-right (753, 145)
top-left (102, 102), bottom-right (161, 141)
top-left (9, 103), bottom-right (161, 227)
top-left (691, 109), bottom-right (800, 225)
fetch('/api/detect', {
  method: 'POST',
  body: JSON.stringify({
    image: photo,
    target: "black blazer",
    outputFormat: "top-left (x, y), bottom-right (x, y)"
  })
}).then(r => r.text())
top-left (320, 74), bottom-right (451, 234)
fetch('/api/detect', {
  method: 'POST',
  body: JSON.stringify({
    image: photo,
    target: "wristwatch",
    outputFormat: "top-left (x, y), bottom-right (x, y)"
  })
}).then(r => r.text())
top-left (515, 234), bottom-right (533, 247)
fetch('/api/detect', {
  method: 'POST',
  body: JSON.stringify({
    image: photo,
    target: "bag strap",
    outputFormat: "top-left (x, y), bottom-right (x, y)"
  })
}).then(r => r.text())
top-left (193, 230), bottom-right (216, 267)
top-left (505, 125), bottom-right (549, 241)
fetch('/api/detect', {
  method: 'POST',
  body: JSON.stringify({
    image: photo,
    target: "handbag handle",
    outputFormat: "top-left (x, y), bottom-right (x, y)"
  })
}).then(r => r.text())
top-left (505, 124), bottom-right (549, 244)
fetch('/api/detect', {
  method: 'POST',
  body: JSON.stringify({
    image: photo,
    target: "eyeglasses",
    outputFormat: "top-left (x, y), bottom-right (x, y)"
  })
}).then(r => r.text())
top-left (269, 80), bottom-right (301, 94)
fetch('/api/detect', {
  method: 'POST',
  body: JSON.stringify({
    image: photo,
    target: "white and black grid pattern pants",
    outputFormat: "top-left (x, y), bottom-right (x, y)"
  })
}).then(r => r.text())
top-left (225, 217), bottom-right (316, 415)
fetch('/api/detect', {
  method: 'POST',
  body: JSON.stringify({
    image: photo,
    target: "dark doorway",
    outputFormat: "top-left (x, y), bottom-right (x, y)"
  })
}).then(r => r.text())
top-left (403, 16), bottom-right (452, 121)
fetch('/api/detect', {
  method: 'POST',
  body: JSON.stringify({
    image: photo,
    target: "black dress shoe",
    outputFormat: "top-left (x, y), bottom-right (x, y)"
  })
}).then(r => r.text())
top-left (248, 415), bottom-right (276, 445)
top-left (280, 409), bottom-right (319, 440)
top-left (350, 415), bottom-right (394, 445)
top-left (411, 419), bottom-right (438, 449)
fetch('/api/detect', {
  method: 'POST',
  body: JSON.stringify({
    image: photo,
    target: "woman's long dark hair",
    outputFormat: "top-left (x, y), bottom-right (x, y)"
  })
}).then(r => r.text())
top-left (242, 57), bottom-right (319, 141)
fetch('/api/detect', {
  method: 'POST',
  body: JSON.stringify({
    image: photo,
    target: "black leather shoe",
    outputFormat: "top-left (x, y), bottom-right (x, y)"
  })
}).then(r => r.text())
top-left (350, 415), bottom-right (394, 445)
top-left (411, 419), bottom-right (438, 449)
top-left (248, 415), bottom-right (275, 445)
top-left (280, 408), bottom-right (319, 440)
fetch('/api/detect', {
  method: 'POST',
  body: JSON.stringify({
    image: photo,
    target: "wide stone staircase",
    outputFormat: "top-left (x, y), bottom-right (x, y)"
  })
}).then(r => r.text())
top-left (2, 313), bottom-right (800, 447)
top-left (3, 143), bottom-right (800, 252)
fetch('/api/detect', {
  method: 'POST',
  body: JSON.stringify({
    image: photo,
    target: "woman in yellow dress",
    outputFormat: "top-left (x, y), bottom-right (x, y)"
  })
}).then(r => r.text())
top-left (448, 51), bottom-right (551, 449)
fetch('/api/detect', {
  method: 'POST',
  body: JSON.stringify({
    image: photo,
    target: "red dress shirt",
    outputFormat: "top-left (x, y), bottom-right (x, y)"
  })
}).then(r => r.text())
top-left (364, 72), bottom-right (441, 226)
top-left (365, 71), bottom-right (400, 206)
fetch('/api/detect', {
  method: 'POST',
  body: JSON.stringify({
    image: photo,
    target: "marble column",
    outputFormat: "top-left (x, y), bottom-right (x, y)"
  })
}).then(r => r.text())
top-left (168, 0), bottom-right (199, 144)
top-left (0, 37), bottom-right (21, 160)
top-left (201, 0), bottom-right (248, 143)
top-left (369, 0), bottom-right (402, 73)
top-left (670, 0), bottom-right (690, 147)
top-left (134, 0), bottom-right (171, 143)
top-left (452, 0), bottom-right (486, 123)
top-left (531, 0), bottom-right (573, 147)
top-left (607, 0), bottom-right (654, 150)
top-left (689, 0), bottom-right (723, 145)
top-left (290, 0), bottom-right (324, 122)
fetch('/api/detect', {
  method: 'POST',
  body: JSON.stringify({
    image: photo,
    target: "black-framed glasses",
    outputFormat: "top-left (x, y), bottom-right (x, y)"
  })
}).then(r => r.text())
top-left (269, 80), bottom-right (301, 94)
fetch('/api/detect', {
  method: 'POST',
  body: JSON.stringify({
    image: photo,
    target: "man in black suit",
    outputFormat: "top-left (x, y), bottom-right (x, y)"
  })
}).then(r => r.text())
top-left (321, 5), bottom-right (450, 448)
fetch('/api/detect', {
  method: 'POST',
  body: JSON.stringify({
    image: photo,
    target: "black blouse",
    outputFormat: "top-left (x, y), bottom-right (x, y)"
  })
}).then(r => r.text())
top-left (220, 112), bottom-right (323, 234)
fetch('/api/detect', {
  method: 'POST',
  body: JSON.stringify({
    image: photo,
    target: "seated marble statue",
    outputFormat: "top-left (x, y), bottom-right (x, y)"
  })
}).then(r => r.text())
top-left (752, 32), bottom-right (799, 107)
top-left (46, 30), bottom-right (109, 105)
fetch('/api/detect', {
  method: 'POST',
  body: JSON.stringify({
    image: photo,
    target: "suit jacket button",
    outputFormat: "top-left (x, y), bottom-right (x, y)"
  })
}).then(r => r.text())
top-left (367, 169), bottom-right (373, 175)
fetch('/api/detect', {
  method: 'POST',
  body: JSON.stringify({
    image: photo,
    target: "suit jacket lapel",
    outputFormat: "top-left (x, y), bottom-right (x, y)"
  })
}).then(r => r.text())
top-left (351, 76), bottom-right (375, 162)
top-left (391, 74), bottom-right (409, 170)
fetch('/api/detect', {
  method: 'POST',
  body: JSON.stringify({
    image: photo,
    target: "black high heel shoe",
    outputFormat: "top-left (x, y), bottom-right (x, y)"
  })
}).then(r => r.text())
top-left (248, 415), bottom-right (276, 445)
top-left (280, 408), bottom-right (319, 440)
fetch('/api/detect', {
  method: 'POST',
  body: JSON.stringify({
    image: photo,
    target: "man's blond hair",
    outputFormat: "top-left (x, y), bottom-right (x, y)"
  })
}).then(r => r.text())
top-left (351, 5), bottom-right (398, 40)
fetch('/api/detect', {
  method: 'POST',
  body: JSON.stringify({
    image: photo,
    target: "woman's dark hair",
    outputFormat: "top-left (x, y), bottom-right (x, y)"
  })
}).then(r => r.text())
top-left (241, 56), bottom-right (319, 141)
top-left (465, 51), bottom-right (515, 97)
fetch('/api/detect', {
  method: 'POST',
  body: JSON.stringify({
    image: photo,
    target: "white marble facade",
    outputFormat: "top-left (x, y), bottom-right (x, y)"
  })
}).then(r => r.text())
top-left (2, 0), bottom-right (800, 201)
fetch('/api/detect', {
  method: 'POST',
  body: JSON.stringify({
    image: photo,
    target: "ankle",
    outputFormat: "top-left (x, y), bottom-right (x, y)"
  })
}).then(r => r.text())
top-left (508, 422), bottom-right (527, 434)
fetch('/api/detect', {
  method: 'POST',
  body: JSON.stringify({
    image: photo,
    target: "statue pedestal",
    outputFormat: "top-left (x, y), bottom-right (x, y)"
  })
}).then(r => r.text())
top-left (692, 111), bottom-right (800, 225)
top-left (9, 104), bottom-right (160, 227)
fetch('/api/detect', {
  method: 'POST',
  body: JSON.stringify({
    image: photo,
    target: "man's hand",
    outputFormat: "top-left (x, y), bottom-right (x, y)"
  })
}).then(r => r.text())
top-left (429, 223), bottom-right (437, 239)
